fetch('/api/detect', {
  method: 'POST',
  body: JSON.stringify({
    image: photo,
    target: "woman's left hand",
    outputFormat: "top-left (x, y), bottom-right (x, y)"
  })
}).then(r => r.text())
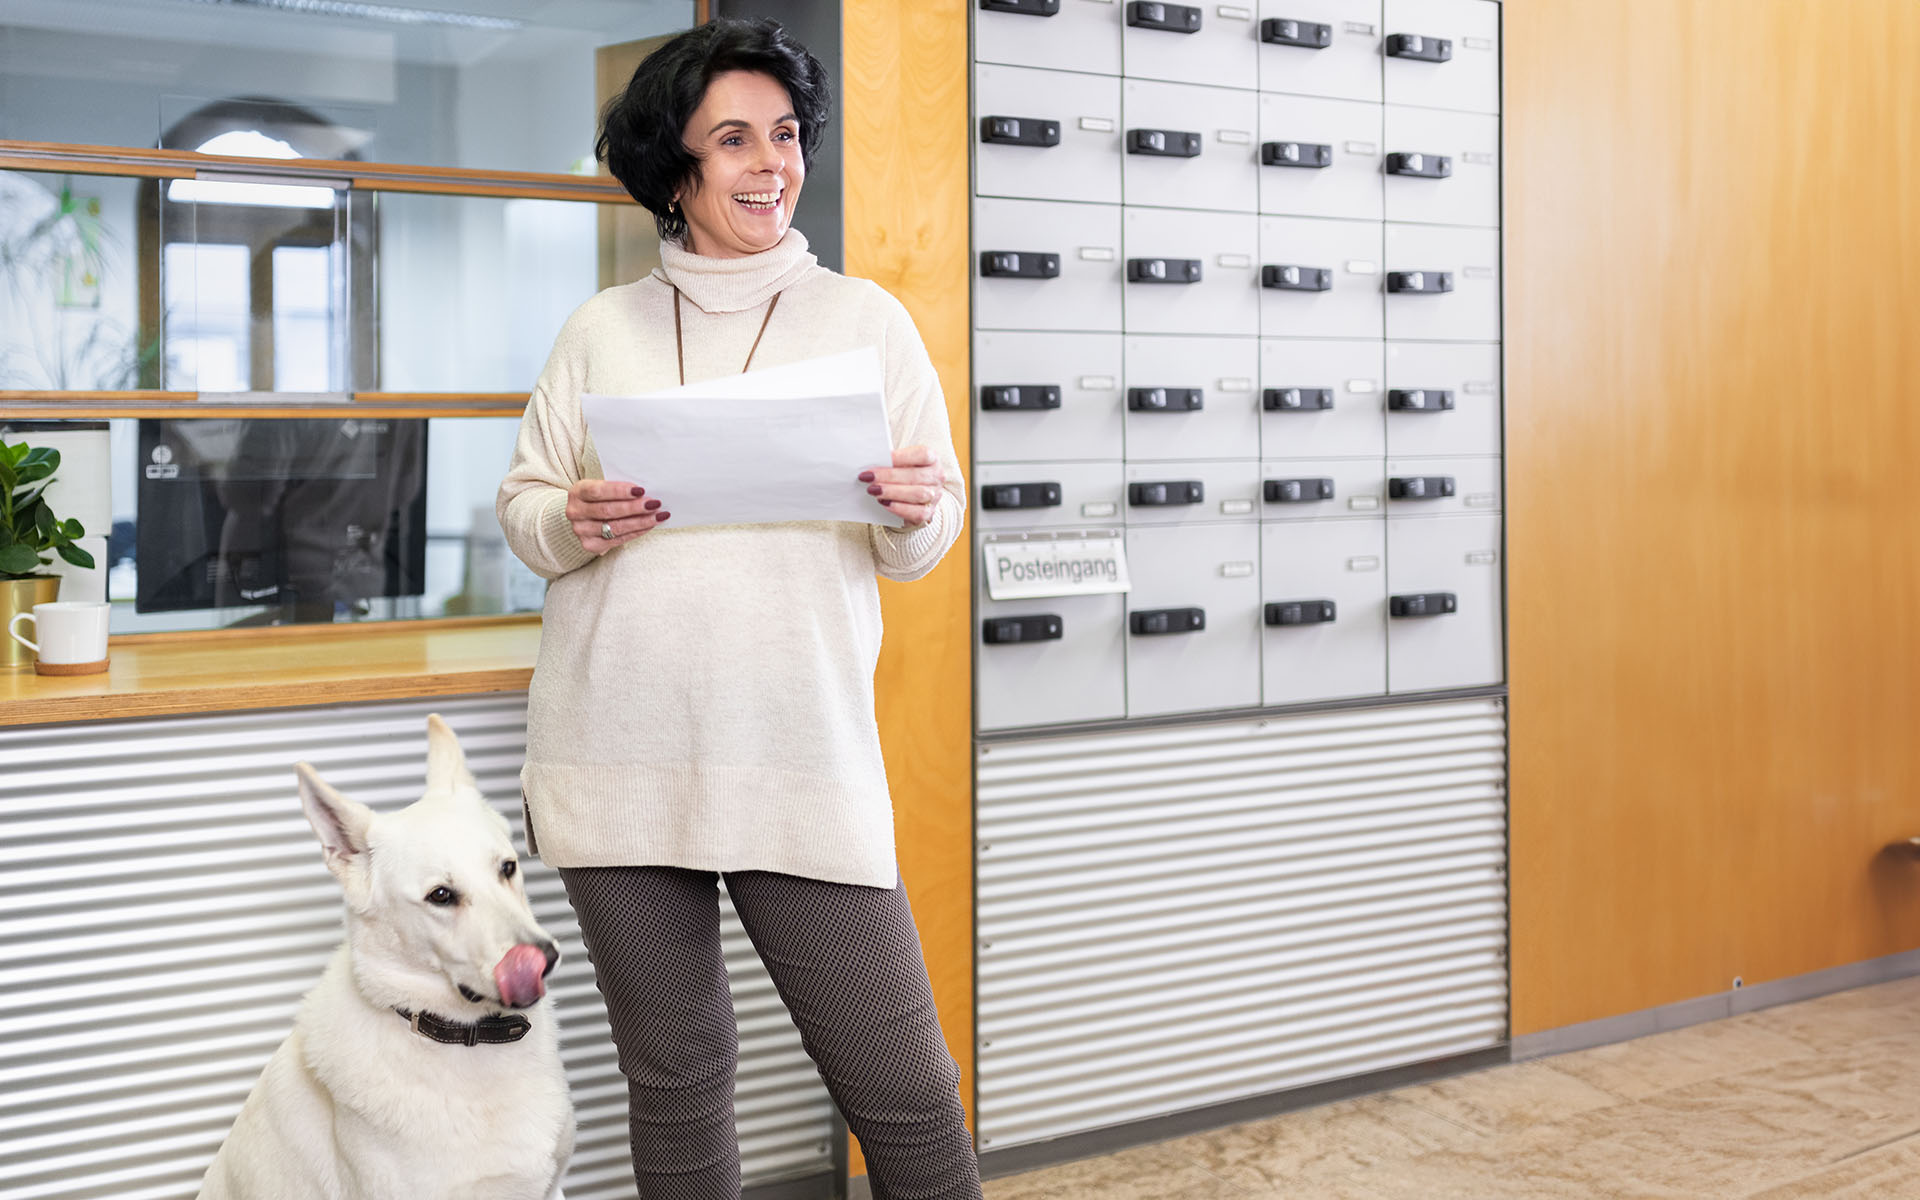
top-left (860, 446), bottom-right (946, 528)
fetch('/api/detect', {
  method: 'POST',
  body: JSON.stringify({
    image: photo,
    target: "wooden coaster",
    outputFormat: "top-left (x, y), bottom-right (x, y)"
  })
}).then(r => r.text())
top-left (35, 658), bottom-right (108, 676)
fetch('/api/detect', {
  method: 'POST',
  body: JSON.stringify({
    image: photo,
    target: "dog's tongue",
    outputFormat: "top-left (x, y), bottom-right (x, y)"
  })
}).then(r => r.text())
top-left (494, 944), bottom-right (548, 1008)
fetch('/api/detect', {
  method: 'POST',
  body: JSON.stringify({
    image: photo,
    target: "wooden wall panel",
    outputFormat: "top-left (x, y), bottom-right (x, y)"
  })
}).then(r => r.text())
top-left (1506, 0), bottom-right (1920, 1035)
top-left (841, 0), bottom-right (976, 1175)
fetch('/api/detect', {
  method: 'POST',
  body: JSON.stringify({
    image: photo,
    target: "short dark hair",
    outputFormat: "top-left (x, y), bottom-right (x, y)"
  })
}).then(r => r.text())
top-left (597, 18), bottom-right (832, 244)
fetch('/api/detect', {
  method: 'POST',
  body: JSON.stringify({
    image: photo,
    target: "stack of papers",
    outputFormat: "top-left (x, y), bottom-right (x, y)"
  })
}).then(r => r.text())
top-left (581, 347), bottom-right (904, 529)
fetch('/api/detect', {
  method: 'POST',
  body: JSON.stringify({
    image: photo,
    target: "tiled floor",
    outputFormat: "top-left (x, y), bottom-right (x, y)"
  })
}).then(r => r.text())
top-left (981, 976), bottom-right (1920, 1199)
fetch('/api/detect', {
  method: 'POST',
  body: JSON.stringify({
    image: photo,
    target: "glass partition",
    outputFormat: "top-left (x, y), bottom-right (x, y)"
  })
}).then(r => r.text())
top-left (0, 171), bottom-right (157, 390)
top-left (0, 0), bottom-right (694, 176)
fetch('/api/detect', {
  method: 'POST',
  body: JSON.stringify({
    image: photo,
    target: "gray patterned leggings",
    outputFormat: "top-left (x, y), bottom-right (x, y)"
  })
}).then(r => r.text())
top-left (558, 865), bottom-right (985, 1200)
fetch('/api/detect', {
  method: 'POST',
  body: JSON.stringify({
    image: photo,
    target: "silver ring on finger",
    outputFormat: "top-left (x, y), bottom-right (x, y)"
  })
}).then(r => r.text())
top-left (600, 521), bottom-right (614, 540)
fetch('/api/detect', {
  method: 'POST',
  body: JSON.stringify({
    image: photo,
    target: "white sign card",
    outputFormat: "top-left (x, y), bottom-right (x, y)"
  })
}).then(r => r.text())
top-left (983, 534), bottom-right (1132, 601)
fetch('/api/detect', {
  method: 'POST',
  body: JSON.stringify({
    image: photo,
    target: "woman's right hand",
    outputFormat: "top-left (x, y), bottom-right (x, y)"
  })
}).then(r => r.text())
top-left (567, 479), bottom-right (669, 555)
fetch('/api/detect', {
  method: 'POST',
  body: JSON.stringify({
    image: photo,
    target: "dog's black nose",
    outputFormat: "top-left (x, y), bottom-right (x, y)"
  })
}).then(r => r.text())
top-left (539, 941), bottom-right (559, 977)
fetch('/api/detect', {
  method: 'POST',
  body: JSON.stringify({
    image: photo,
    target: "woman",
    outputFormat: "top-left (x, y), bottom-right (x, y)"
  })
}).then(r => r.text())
top-left (495, 17), bottom-right (983, 1200)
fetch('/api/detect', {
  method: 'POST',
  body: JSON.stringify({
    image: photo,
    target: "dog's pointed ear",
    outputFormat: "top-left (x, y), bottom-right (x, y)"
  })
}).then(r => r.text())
top-left (297, 762), bottom-right (374, 879)
top-left (425, 713), bottom-right (479, 796)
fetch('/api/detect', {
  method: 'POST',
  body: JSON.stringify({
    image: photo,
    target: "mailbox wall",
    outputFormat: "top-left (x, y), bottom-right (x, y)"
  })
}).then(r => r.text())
top-left (972, 0), bottom-right (1505, 734)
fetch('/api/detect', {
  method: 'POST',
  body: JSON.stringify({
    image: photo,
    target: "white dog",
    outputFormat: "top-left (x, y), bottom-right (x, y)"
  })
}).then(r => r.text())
top-left (196, 714), bottom-right (575, 1200)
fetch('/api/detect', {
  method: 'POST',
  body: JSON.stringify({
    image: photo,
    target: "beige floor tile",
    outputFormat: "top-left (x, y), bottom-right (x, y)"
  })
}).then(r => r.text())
top-left (981, 1137), bottom-right (1258, 1200)
top-left (1546, 1014), bottom-right (1821, 1102)
top-left (1742, 1132), bottom-right (1920, 1198)
top-left (1739, 985), bottom-right (1920, 1058)
top-left (1390, 1059), bottom-right (1627, 1137)
top-left (1172, 1094), bottom-right (1486, 1193)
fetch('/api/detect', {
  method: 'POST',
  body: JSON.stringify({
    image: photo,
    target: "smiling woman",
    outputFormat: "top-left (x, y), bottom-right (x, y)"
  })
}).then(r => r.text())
top-left (495, 16), bottom-right (983, 1199)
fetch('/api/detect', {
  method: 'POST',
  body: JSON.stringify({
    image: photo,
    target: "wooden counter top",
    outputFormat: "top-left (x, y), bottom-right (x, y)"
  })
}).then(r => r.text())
top-left (0, 619), bottom-right (541, 726)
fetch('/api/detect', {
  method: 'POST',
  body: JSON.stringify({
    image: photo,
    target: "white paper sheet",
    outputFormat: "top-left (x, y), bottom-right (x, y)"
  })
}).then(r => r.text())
top-left (581, 348), bottom-right (904, 529)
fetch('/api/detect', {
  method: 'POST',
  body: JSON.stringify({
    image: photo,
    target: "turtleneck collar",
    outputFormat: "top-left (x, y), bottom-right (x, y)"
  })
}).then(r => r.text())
top-left (654, 228), bottom-right (818, 314)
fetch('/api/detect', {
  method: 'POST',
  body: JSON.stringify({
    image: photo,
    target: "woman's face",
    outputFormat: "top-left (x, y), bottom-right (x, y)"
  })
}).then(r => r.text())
top-left (675, 70), bottom-right (806, 258)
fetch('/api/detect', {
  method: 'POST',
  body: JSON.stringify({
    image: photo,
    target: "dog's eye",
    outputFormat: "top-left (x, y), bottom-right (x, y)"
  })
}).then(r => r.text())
top-left (500, 860), bottom-right (518, 880)
top-left (425, 886), bottom-right (458, 907)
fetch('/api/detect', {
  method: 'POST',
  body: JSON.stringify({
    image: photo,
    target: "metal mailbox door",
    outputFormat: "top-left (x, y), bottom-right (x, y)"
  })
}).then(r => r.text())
top-left (1258, 215), bottom-right (1385, 339)
top-left (1257, 93), bottom-right (1384, 221)
top-left (975, 545), bottom-right (1127, 731)
top-left (975, 197), bottom-right (1124, 333)
top-left (1381, 0), bottom-right (1500, 116)
top-left (1260, 517), bottom-right (1386, 703)
top-left (1256, 0), bottom-right (1383, 103)
top-left (1258, 455), bottom-right (1385, 521)
top-left (1122, 78), bottom-right (1259, 214)
top-left (1122, 335), bottom-right (1260, 461)
top-left (1121, 0), bottom-right (1260, 92)
top-left (1382, 105), bottom-right (1499, 228)
top-left (1123, 460), bottom-right (1262, 526)
top-left (975, 330), bottom-right (1126, 464)
top-left (975, 0), bottom-right (1123, 77)
top-left (1121, 206), bottom-right (1261, 336)
top-left (1384, 454), bottom-right (1501, 517)
top-left (1383, 341), bottom-right (1500, 459)
top-left (1259, 337), bottom-right (1385, 460)
top-left (976, 461), bottom-right (1127, 531)
top-left (1385, 512), bottom-right (1503, 692)
top-left (1382, 222), bottom-right (1499, 342)
top-left (1124, 522), bottom-right (1264, 717)
top-left (976, 63), bottom-right (1124, 205)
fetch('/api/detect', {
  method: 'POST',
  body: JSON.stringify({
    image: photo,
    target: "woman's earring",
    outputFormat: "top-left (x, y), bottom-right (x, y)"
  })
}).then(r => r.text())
top-left (668, 199), bottom-right (678, 214)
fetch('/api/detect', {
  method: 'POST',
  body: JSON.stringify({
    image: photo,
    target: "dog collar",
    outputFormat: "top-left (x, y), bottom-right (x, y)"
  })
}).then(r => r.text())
top-left (395, 1007), bottom-right (532, 1047)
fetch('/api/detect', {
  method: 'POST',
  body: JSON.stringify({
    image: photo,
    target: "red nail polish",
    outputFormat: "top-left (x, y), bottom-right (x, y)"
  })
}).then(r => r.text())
top-left (644, 498), bottom-right (662, 510)
top-left (879, 499), bottom-right (893, 506)
top-left (867, 485), bottom-right (883, 495)
top-left (655, 512), bottom-right (670, 522)
top-left (858, 471), bottom-right (876, 482)
top-left (630, 487), bottom-right (644, 497)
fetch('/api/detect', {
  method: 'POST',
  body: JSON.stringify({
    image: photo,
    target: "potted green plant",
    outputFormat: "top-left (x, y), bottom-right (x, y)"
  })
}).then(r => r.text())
top-left (1, 440), bottom-right (96, 670)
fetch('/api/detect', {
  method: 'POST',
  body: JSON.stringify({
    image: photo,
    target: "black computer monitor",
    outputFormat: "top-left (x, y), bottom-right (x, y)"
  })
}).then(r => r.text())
top-left (134, 417), bottom-right (427, 619)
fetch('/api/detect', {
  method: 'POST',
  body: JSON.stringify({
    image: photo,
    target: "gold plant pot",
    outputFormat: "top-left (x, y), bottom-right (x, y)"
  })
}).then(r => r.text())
top-left (1, 576), bottom-right (62, 671)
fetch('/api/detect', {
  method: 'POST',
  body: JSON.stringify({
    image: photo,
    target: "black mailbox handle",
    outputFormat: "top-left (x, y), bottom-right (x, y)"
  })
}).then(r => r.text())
top-left (981, 482), bottom-right (1063, 510)
top-left (1386, 388), bottom-right (1455, 412)
top-left (1128, 480), bottom-right (1205, 506)
top-left (1386, 32), bottom-right (1453, 62)
top-left (1263, 387), bottom-right (1335, 412)
top-left (1390, 592), bottom-right (1458, 618)
top-left (1128, 387), bottom-right (1204, 412)
top-left (1388, 475), bottom-right (1457, 501)
top-left (1386, 269), bottom-right (1454, 294)
top-left (1127, 128), bottom-right (1203, 158)
top-left (1260, 17), bottom-right (1333, 48)
top-left (1264, 477), bottom-right (1335, 504)
top-left (1265, 600), bottom-right (1337, 626)
top-left (981, 384), bottom-right (1063, 412)
top-left (1126, 1), bottom-right (1201, 33)
top-left (983, 614), bottom-right (1064, 644)
top-left (981, 250), bottom-right (1062, 280)
top-left (1385, 151), bottom-right (1452, 178)
top-left (1263, 264), bottom-right (1333, 291)
top-left (1131, 607), bottom-right (1206, 635)
top-left (981, 116), bottom-right (1062, 148)
top-left (1261, 141), bottom-right (1333, 169)
top-left (980, 0), bottom-right (1060, 15)
top-left (1127, 257), bottom-right (1203, 284)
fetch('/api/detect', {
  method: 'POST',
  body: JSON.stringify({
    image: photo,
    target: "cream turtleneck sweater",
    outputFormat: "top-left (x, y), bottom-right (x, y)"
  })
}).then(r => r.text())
top-left (496, 230), bottom-right (965, 888)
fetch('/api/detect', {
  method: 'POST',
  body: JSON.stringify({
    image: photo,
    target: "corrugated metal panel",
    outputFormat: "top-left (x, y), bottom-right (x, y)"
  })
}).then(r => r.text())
top-left (975, 698), bottom-right (1509, 1149)
top-left (0, 695), bottom-right (835, 1200)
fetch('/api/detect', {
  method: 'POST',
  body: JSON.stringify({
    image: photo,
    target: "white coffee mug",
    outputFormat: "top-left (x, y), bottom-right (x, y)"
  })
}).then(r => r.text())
top-left (9, 601), bottom-right (111, 675)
